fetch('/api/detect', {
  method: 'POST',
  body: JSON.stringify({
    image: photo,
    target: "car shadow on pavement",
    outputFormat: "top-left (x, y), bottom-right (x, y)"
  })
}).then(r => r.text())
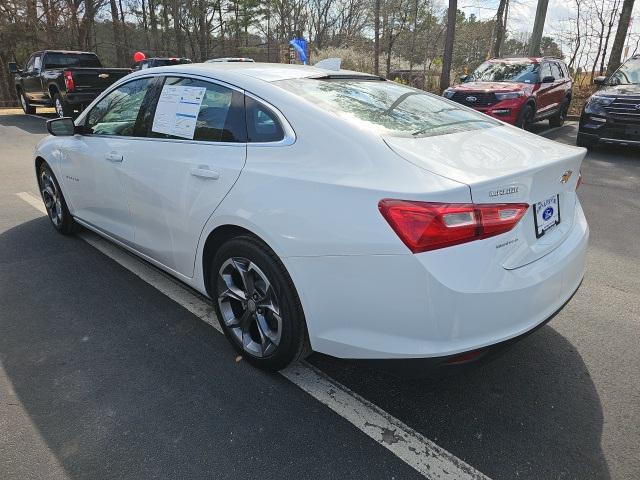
top-left (0, 114), bottom-right (49, 134)
top-left (310, 319), bottom-right (610, 479)
top-left (0, 217), bottom-right (425, 480)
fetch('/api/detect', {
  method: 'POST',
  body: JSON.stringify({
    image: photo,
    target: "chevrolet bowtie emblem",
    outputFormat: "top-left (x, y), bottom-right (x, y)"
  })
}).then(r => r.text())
top-left (560, 170), bottom-right (573, 184)
top-left (98, 73), bottom-right (110, 78)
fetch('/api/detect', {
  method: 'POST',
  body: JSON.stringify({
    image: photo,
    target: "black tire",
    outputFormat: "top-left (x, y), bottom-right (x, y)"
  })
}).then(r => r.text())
top-left (549, 98), bottom-right (570, 127)
top-left (18, 89), bottom-right (36, 114)
top-left (576, 132), bottom-right (596, 150)
top-left (37, 162), bottom-right (79, 235)
top-left (210, 235), bottom-right (310, 371)
top-left (53, 92), bottom-right (73, 118)
top-left (516, 104), bottom-right (535, 130)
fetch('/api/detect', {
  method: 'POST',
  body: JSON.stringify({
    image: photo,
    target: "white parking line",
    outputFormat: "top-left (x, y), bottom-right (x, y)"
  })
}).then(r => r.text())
top-left (17, 190), bottom-right (490, 480)
top-left (537, 121), bottom-right (577, 138)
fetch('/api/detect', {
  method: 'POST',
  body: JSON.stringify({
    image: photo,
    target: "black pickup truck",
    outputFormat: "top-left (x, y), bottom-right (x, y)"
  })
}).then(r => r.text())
top-left (8, 50), bottom-right (131, 117)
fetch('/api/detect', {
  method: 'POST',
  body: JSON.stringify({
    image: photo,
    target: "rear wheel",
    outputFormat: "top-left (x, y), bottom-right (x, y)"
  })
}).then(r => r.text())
top-left (549, 98), bottom-right (570, 127)
top-left (210, 235), bottom-right (310, 371)
top-left (516, 104), bottom-right (534, 130)
top-left (37, 162), bottom-right (78, 234)
top-left (53, 92), bottom-right (73, 118)
top-left (18, 90), bottom-right (36, 114)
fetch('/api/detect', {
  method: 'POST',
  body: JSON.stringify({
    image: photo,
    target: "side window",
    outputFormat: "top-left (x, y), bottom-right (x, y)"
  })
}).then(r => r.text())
top-left (33, 55), bottom-right (42, 71)
top-left (551, 63), bottom-right (562, 79)
top-left (149, 76), bottom-right (246, 142)
top-left (540, 63), bottom-right (553, 81)
top-left (85, 77), bottom-right (154, 136)
top-left (245, 96), bottom-right (285, 143)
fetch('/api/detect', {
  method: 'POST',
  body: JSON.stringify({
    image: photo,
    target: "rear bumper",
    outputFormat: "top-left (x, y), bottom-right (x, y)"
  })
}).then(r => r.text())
top-left (64, 92), bottom-right (99, 106)
top-left (288, 200), bottom-right (588, 360)
top-left (337, 279), bottom-right (582, 378)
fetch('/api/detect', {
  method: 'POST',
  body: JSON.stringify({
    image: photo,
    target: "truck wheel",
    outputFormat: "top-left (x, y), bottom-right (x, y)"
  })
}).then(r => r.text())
top-left (549, 99), bottom-right (569, 127)
top-left (53, 93), bottom-right (72, 118)
top-left (19, 90), bottom-right (36, 115)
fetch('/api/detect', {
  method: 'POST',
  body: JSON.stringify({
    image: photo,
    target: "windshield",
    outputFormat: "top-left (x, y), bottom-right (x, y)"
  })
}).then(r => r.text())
top-left (44, 53), bottom-right (101, 69)
top-left (276, 78), bottom-right (499, 137)
top-left (467, 61), bottom-right (540, 83)
top-left (608, 59), bottom-right (640, 85)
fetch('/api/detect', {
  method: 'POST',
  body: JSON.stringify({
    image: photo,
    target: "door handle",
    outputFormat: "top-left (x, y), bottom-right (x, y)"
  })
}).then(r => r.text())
top-left (190, 167), bottom-right (220, 180)
top-left (105, 152), bottom-right (123, 162)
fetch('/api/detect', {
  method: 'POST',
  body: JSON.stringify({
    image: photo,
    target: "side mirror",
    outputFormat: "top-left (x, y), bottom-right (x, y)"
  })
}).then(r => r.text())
top-left (593, 76), bottom-right (607, 85)
top-left (8, 62), bottom-right (18, 74)
top-left (459, 74), bottom-right (469, 82)
top-left (47, 117), bottom-right (76, 136)
top-left (541, 75), bottom-right (555, 83)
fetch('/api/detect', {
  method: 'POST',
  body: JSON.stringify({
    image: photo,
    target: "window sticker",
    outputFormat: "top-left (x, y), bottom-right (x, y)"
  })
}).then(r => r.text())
top-left (151, 85), bottom-right (206, 139)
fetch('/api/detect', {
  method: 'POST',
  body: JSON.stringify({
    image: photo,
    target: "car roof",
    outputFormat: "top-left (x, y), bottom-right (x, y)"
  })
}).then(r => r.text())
top-left (134, 61), bottom-right (376, 83)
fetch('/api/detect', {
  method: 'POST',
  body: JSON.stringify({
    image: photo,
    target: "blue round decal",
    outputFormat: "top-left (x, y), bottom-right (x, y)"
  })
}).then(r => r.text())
top-left (542, 206), bottom-right (554, 221)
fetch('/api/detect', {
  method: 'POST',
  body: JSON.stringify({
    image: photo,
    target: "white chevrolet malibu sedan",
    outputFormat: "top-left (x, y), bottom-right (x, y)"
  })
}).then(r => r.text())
top-left (35, 62), bottom-right (588, 373)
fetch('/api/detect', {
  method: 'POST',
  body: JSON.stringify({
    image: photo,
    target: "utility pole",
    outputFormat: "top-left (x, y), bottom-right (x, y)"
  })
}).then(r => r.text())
top-left (528, 0), bottom-right (549, 56)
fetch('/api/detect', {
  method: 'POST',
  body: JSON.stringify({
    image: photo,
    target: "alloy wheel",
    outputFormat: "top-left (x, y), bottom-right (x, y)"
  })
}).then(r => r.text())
top-left (217, 257), bottom-right (282, 357)
top-left (39, 169), bottom-right (63, 227)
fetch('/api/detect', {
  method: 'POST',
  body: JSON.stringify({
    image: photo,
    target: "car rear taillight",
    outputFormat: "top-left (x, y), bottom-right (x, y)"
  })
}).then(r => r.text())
top-left (378, 199), bottom-right (529, 253)
top-left (63, 70), bottom-right (75, 91)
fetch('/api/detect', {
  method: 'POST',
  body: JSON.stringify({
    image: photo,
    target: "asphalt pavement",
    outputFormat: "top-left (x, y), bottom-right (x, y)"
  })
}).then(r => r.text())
top-left (1, 113), bottom-right (638, 480)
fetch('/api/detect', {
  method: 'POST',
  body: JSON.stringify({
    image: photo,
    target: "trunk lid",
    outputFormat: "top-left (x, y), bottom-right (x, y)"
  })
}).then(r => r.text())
top-left (384, 125), bottom-right (586, 268)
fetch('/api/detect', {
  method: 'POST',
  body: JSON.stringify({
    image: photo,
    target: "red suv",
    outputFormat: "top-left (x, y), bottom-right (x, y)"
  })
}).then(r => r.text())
top-left (443, 57), bottom-right (573, 129)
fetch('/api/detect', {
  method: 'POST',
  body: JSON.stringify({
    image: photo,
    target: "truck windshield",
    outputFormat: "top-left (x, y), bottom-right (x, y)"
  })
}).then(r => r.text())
top-left (608, 59), bottom-right (640, 85)
top-left (44, 53), bottom-right (102, 69)
top-left (275, 78), bottom-right (499, 138)
top-left (467, 61), bottom-right (540, 83)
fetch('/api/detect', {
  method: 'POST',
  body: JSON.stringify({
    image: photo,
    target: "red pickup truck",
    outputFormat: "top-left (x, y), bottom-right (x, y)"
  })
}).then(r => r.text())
top-left (443, 57), bottom-right (573, 129)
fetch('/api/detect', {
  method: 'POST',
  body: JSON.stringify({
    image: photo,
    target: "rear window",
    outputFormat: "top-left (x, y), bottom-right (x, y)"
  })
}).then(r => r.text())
top-left (44, 53), bottom-right (101, 69)
top-left (276, 78), bottom-right (499, 138)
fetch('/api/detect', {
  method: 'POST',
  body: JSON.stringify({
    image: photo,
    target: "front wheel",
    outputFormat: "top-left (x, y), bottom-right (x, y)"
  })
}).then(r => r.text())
top-left (38, 162), bottom-right (78, 234)
top-left (53, 92), bottom-right (73, 118)
top-left (19, 90), bottom-right (36, 114)
top-left (210, 235), bottom-right (310, 371)
top-left (516, 104), bottom-right (535, 130)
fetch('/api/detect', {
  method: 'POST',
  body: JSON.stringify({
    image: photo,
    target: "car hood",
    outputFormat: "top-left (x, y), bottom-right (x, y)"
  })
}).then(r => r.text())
top-left (453, 81), bottom-right (532, 93)
top-left (595, 83), bottom-right (640, 96)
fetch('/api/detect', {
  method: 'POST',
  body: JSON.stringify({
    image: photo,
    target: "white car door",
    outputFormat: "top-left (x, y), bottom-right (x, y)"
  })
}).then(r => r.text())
top-left (121, 75), bottom-right (248, 277)
top-left (59, 76), bottom-right (156, 244)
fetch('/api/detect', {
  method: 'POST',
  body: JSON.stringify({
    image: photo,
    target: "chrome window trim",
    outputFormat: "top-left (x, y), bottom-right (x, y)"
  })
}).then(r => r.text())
top-left (76, 71), bottom-right (296, 147)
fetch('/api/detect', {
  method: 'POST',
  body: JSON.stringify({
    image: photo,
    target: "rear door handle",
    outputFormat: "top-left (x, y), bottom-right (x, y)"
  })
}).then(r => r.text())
top-left (105, 152), bottom-right (123, 163)
top-left (190, 167), bottom-right (220, 180)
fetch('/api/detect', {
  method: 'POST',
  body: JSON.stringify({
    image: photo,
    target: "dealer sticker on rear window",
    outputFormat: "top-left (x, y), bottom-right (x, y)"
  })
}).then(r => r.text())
top-left (534, 195), bottom-right (561, 238)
